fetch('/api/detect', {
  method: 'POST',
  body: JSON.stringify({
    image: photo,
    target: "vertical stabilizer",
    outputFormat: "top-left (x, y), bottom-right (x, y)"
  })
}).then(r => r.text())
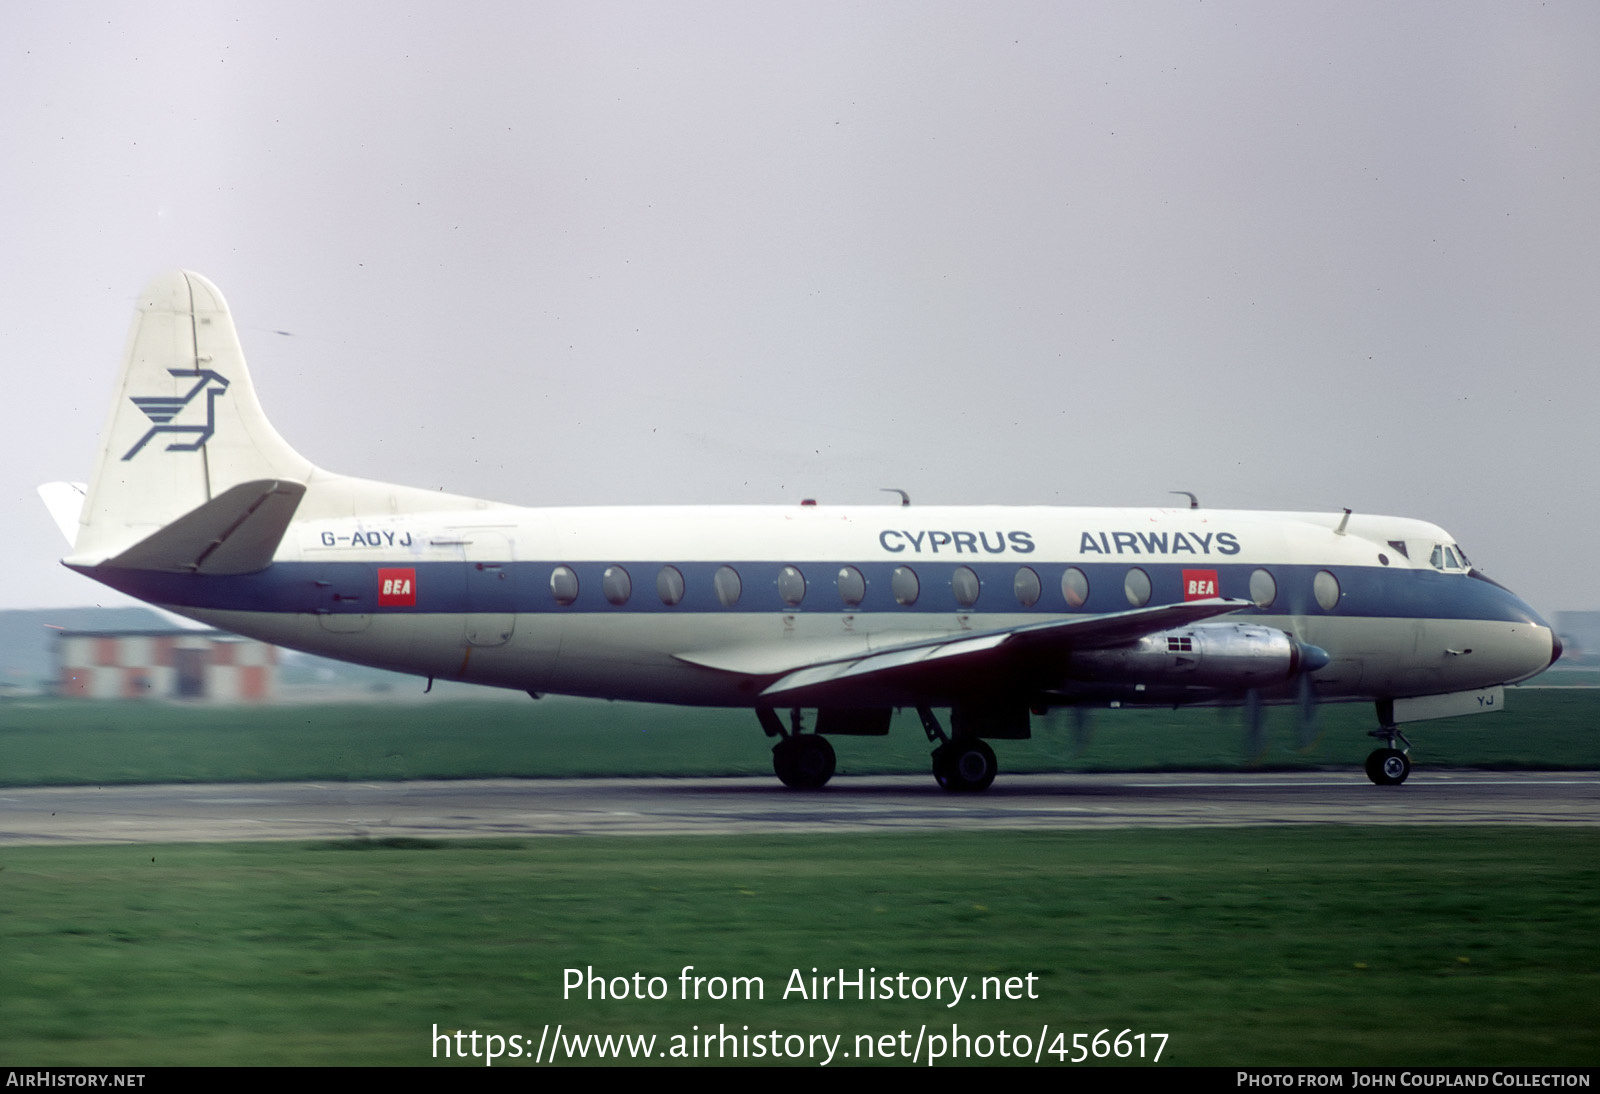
top-left (71, 271), bottom-right (315, 565)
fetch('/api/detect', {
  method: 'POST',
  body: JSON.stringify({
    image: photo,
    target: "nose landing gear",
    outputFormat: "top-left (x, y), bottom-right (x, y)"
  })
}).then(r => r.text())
top-left (1364, 747), bottom-right (1411, 786)
top-left (1365, 703), bottom-right (1413, 786)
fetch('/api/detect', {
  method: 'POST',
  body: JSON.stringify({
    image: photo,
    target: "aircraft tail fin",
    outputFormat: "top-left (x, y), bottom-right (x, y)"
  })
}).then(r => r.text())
top-left (70, 271), bottom-right (316, 566)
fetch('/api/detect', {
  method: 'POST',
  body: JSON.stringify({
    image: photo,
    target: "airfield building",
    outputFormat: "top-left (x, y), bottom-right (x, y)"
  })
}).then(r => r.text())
top-left (54, 629), bottom-right (278, 702)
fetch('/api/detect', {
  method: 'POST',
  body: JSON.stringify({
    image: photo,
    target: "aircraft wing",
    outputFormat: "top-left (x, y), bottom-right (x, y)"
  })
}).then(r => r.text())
top-left (677, 598), bottom-right (1252, 704)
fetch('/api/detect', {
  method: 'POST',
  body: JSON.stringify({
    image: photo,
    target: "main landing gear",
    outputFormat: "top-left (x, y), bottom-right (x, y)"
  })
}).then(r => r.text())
top-left (1365, 701), bottom-right (1413, 786)
top-left (756, 706), bottom-right (1001, 792)
top-left (918, 705), bottom-right (997, 793)
top-left (758, 708), bottom-right (836, 790)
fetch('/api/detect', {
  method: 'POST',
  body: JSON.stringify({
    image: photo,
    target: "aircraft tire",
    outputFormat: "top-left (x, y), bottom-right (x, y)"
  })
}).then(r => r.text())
top-left (1365, 748), bottom-right (1410, 786)
top-left (774, 736), bottom-right (835, 790)
top-left (772, 740), bottom-right (798, 786)
top-left (933, 739), bottom-right (997, 793)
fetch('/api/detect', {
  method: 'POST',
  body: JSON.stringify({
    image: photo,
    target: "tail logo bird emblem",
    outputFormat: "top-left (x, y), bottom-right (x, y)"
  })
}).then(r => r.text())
top-left (121, 368), bottom-right (230, 460)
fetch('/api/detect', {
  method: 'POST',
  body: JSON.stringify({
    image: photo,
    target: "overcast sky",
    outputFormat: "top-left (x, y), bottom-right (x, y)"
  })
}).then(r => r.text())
top-left (5, 2), bottom-right (1596, 615)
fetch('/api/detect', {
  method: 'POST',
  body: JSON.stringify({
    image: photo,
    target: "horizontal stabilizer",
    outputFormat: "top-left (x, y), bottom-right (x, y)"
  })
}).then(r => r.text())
top-left (103, 479), bottom-right (305, 575)
top-left (37, 482), bottom-right (87, 547)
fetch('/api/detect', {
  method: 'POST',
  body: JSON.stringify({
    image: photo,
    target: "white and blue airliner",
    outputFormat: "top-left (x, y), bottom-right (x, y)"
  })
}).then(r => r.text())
top-left (43, 272), bottom-right (1561, 791)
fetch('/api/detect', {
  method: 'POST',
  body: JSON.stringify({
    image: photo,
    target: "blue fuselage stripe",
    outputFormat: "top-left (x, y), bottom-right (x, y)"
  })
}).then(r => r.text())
top-left (77, 560), bottom-right (1549, 627)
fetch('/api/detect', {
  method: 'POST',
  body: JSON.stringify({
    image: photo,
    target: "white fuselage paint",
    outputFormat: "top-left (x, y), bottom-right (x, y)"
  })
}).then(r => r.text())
top-left (171, 503), bottom-right (1555, 709)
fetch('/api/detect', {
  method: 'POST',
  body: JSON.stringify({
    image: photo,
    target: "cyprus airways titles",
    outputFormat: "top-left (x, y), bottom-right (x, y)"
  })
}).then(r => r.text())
top-left (47, 271), bottom-right (1559, 793)
top-left (875, 528), bottom-right (1243, 557)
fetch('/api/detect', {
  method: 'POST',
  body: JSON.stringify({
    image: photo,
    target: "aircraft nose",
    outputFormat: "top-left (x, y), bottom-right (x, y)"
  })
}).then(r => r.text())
top-left (1549, 631), bottom-right (1563, 668)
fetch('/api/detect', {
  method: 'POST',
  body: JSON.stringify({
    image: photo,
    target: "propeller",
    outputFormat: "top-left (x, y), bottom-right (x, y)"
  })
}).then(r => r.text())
top-left (1070, 706), bottom-right (1093, 756)
top-left (1295, 671), bottom-right (1321, 750)
top-left (1243, 688), bottom-right (1267, 760)
top-left (1242, 650), bottom-right (1326, 760)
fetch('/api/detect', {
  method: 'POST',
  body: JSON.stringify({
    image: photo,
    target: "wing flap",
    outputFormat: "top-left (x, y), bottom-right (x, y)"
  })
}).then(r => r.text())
top-left (759, 598), bottom-right (1251, 701)
top-left (761, 632), bottom-right (1012, 696)
top-left (997, 597), bottom-right (1255, 652)
top-left (673, 636), bottom-right (882, 676)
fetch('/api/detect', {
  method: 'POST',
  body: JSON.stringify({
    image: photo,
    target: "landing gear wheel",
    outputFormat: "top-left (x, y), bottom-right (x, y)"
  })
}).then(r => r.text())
top-left (1365, 747), bottom-right (1410, 786)
top-left (773, 735), bottom-right (835, 790)
top-left (772, 738), bottom-right (797, 785)
top-left (933, 739), bottom-right (997, 793)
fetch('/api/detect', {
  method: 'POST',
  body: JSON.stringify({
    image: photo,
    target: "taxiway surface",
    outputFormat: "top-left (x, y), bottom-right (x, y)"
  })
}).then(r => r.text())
top-left (1, 771), bottom-right (1595, 845)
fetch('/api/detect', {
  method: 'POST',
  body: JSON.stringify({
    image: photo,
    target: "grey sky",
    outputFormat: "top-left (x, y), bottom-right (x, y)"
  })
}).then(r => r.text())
top-left (5, 2), bottom-right (1596, 614)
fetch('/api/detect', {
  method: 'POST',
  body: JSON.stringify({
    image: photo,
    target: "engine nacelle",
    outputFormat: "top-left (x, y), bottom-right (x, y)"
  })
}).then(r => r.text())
top-left (1065, 622), bottom-right (1326, 689)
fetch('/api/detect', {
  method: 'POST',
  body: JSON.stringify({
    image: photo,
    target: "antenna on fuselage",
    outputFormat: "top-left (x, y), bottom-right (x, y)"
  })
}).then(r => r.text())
top-left (1170, 491), bottom-right (1199, 509)
top-left (881, 488), bottom-right (910, 507)
top-left (1335, 508), bottom-right (1352, 535)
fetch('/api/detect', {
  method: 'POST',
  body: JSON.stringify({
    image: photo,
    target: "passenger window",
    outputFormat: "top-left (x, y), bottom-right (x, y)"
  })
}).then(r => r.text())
top-left (550, 565), bottom-right (579, 606)
top-left (656, 565), bottom-right (685, 606)
top-left (1013, 567), bottom-right (1041, 607)
top-left (777, 566), bottom-right (806, 607)
top-left (1061, 567), bottom-right (1089, 608)
top-left (891, 566), bottom-right (920, 606)
top-left (837, 566), bottom-right (866, 608)
top-left (951, 566), bottom-right (980, 608)
top-left (714, 565), bottom-right (742, 607)
top-left (1124, 567), bottom-right (1151, 607)
top-left (1249, 568), bottom-right (1277, 609)
top-left (602, 566), bottom-right (631, 606)
top-left (1314, 570), bottom-right (1341, 611)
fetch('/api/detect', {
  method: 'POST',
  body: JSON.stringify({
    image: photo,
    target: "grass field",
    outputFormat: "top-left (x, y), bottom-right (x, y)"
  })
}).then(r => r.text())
top-left (3, 692), bottom-right (1593, 1068)
top-left (2, 828), bottom-right (1596, 1067)
top-left (1, 686), bottom-right (1596, 787)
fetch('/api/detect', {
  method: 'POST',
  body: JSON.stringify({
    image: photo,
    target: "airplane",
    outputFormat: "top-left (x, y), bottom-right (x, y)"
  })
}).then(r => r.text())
top-left (43, 271), bottom-right (1561, 792)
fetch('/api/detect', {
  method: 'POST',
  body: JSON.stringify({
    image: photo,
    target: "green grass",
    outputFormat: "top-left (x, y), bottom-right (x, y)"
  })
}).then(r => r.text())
top-left (1, 828), bottom-right (1594, 1066)
top-left (0, 688), bottom-right (1595, 787)
top-left (1534, 668), bottom-right (1600, 687)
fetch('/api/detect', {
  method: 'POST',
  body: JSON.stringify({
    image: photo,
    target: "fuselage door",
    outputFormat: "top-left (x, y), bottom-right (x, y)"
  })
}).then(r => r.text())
top-left (463, 530), bottom-right (516, 646)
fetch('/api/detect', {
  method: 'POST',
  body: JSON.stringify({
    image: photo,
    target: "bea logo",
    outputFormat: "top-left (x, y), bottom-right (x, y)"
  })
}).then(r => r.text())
top-left (379, 568), bottom-right (417, 607)
top-left (1182, 569), bottom-right (1219, 601)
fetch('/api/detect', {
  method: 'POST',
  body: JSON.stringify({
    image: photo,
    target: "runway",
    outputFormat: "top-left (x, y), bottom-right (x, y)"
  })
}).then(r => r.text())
top-left (0, 770), bottom-right (1595, 845)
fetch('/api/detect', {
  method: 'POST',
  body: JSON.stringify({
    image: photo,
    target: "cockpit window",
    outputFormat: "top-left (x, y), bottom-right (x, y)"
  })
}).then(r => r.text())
top-left (1429, 543), bottom-right (1469, 572)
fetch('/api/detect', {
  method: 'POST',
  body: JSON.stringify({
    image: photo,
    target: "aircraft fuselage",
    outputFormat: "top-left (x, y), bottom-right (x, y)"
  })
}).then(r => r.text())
top-left (80, 502), bottom-right (1555, 709)
top-left (54, 271), bottom-right (1561, 791)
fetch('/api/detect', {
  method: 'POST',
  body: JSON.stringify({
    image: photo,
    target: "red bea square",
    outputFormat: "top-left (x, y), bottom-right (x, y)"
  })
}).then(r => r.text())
top-left (378, 567), bottom-right (417, 607)
top-left (1182, 569), bottom-right (1219, 601)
